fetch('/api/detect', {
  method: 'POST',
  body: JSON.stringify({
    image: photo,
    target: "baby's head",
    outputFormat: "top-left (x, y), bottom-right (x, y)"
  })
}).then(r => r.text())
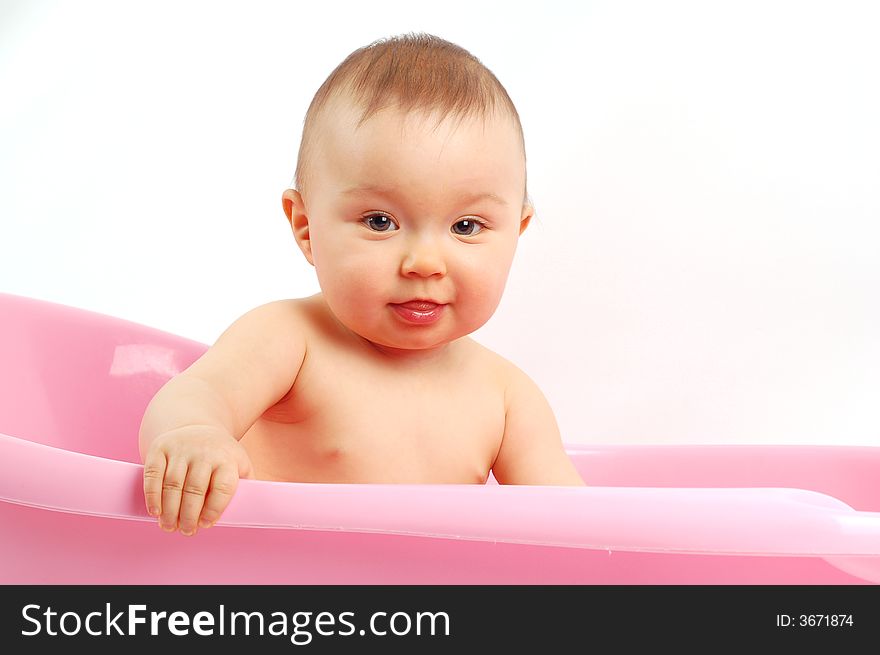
top-left (283, 33), bottom-right (534, 356)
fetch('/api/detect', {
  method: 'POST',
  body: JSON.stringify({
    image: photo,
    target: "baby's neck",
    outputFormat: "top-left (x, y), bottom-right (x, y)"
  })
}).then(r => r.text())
top-left (362, 337), bottom-right (460, 369)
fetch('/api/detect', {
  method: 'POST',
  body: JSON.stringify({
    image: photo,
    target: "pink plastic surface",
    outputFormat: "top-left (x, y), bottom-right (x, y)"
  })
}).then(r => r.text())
top-left (1, 291), bottom-right (879, 584)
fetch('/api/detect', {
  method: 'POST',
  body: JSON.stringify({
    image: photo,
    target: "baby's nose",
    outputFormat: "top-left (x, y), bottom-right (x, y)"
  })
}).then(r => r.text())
top-left (400, 238), bottom-right (447, 278)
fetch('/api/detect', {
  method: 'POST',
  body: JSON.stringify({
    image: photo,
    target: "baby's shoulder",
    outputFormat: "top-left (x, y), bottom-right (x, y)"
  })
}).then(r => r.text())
top-left (222, 297), bottom-right (321, 351)
top-left (246, 294), bottom-right (360, 351)
top-left (459, 338), bottom-right (528, 390)
top-left (459, 340), bottom-right (550, 412)
top-left (245, 295), bottom-right (321, 327)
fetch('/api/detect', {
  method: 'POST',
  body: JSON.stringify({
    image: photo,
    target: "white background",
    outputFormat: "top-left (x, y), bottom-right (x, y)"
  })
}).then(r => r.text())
top-left (2, 0), bottom-right (878, 446)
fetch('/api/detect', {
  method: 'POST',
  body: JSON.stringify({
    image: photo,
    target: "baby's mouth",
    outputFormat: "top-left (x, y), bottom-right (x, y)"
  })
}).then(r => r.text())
top-left (395, 300), bottom-right (442, 311)
top-left (389, 299), bottom-right (447, 325)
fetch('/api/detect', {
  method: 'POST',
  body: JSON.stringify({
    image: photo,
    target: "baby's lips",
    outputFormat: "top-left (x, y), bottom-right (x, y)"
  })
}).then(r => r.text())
top-left (395, 300), bottom-right (442, 311)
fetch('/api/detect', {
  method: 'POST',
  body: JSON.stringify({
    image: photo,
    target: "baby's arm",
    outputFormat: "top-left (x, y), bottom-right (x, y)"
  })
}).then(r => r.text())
top-left (139, 300), bottom-right (306, 535)
top-left (491, 366), bottom-right (585, 486)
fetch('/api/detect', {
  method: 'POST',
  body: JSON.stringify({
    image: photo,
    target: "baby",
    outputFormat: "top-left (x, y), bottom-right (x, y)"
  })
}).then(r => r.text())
top-left (139, 32), bottom-right (585, 537)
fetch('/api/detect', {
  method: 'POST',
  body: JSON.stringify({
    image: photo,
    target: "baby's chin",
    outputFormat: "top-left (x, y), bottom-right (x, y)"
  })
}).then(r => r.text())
top-left (343, 321), bottom-right (475, 358)
top-left (329, 302), bottom-right (494, 354)
top-left (357, 328), bottom-right (460, 354)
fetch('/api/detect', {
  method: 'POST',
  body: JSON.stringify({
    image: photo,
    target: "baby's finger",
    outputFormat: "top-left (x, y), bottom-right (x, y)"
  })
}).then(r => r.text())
top-left (177, 462), bottom-right (214, 536)
top-left (142, 450), bottom-right (168, 518)
top-left (159, 457), bottom-right (188, 532)
top-left (198, 463), bottom-right (240, 529)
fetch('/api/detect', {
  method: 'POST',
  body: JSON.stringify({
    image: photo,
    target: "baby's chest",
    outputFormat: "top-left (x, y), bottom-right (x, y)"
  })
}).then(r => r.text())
top-left (303, 377), bottom-right (503, 444)
top-left (262, 364), bottom-right (507, 473)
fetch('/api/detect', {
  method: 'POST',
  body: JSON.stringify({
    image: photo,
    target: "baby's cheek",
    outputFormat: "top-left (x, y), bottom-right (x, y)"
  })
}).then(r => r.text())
top-left (316, 245), bottom-right (378, 289)
top-left (336, 256), bottom-right (389, 314)
top-left (459, 263), bottom-right (509, 320)
top-left (343, 252), bottom-right (388, 290)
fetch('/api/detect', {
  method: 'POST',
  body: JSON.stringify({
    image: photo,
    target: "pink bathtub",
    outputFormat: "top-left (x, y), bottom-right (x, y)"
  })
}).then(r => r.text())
top-left (1, 292), bottom-right (879, 584)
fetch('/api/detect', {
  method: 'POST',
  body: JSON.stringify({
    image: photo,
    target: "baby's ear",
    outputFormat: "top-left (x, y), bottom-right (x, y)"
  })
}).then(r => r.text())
top-left (282, 189), bottom-right (314, 266)
top-left (519, 203), bottom-right (534, 236)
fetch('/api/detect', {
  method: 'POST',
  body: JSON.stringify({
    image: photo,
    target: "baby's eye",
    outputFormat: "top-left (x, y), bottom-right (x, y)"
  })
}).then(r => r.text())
top-left (451, 218), bottom-right (484, 236)
top-left (363, 213), bottom-right (398, 232)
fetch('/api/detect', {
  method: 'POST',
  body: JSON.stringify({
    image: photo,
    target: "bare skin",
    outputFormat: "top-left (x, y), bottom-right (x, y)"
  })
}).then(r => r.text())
top-left (240, 294), bottom-right (505, 483)
top-left (140, 100), bottom-right (584, 537)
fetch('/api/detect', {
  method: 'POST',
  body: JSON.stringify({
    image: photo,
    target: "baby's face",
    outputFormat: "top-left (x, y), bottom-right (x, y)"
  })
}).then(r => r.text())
top-left (286, 99), bottom-right (531, 355)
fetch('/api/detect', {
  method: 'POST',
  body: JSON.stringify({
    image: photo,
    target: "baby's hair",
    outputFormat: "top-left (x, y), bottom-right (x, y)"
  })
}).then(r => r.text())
top-left (293, 32), bottom-right (530, 207)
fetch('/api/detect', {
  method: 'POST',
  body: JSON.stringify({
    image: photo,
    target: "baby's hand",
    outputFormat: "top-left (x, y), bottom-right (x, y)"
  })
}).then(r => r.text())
top-left (142, 425), bottom-right (253, 536)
